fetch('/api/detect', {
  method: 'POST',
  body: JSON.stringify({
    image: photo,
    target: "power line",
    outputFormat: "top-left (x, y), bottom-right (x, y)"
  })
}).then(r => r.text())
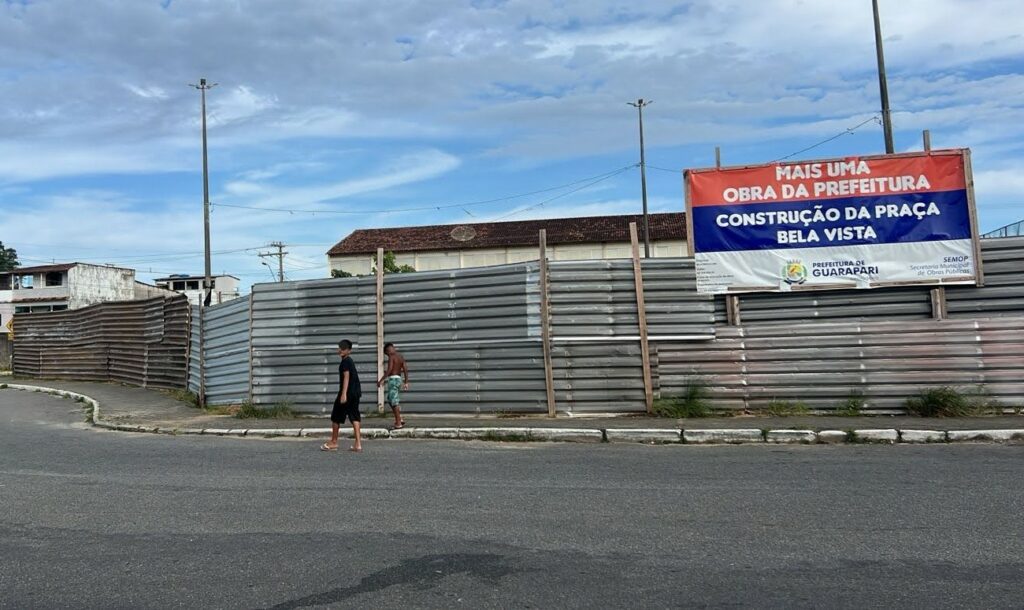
top-left (646, 164), bottom-right (681, 173)
top-left (209, 165), bottom-right (638, 216)
top-left (772, 115), bottom-right (882, 162)
top-left (491, 165), bottom-right (636, 221)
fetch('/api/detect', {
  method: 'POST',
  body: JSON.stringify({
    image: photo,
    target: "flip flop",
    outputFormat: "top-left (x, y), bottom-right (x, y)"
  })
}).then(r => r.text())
top-left (349, 446), bottom-right (363, 453)
top-left (320, 443), bottom-right (338, 452)
top-left (389, 423), bottom-right (404, 431)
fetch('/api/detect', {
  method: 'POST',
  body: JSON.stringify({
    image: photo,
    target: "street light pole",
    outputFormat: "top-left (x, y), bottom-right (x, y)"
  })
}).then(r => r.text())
top-left (190, 77), bottom-right (217, 306)
top-left (627, 98), bottom-right (652, 258)
top-left (871, 0), bottom-right (895, 154)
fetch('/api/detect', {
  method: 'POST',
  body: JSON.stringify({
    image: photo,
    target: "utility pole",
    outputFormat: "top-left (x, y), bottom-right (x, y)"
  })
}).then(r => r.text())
top-left (259, 242), bottom-right (288, 282)
top-left (628, 98), bottom-right (652, 257)
top-left (189, 77), bottom-right (217, 305)
top-left (872, 0), bottom-right (895, 154)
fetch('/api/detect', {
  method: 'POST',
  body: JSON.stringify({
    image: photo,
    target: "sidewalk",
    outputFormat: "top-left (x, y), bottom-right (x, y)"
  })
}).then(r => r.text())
top-left (4, 379), bottom-right (1024, 444)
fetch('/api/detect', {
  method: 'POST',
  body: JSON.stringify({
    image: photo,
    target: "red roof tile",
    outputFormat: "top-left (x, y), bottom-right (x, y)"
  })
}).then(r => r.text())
top-left (327, 212), bottom-right (686, 255)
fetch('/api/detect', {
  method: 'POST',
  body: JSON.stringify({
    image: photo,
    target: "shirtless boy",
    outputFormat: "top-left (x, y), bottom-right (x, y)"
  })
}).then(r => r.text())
top-left (377, 342), bottom-right (409, 429)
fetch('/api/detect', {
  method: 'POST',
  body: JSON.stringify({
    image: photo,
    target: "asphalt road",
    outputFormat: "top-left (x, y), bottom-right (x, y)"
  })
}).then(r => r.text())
top-left (1, 390), bottom-right (1023, 609)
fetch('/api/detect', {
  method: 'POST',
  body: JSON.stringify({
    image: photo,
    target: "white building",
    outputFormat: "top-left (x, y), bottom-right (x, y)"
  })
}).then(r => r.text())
top-left (326, 212), bottom-right (688, 276)
top-left (0, 262), bottom-right (144, 330)
top-left (153, 274), bottom-right (241, 306)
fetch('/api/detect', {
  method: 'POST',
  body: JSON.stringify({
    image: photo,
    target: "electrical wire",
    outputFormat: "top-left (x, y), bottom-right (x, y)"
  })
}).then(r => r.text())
top-left (490, 165), bottom-right (637, 221)
top-left (772, 115), bottom-right (882, 162)
top-left (209, 165), bottom-right (638, 216)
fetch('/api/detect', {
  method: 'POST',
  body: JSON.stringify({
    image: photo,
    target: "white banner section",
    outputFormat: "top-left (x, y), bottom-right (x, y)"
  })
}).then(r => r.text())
top-left (695, 239), bottom-right (975, 294)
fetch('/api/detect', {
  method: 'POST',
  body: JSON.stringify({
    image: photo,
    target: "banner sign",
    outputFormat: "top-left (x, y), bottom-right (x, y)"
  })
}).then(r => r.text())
top-left (684, 149), bottom-right (982, 294)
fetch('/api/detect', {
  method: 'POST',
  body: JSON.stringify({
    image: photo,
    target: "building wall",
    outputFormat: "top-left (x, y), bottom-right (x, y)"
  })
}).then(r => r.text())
top-left (134, 282), bottom-right (174, 300)
top-left (155, 276), bottom-right (241, 306)
top-left (178, 288), bottom-right (241, 306)
top-left (68, 265), bottom-right (135, 309)
top-left (0, 293), bottom-right (12, 332)
top-left (328, 239), bottom-right (688, 276)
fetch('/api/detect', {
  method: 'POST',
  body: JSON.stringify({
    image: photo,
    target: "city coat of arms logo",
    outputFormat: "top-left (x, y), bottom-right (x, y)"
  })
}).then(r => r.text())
top-left (783, 261), bottom-right (808, 285)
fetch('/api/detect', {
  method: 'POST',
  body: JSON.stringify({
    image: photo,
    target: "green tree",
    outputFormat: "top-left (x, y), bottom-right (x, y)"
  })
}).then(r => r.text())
top-left (0, 242), bottom-right (18, 272)
top-left (331, 269), bottom-right (353, 278)
top-left (372, 251), bottom-right (416, 274)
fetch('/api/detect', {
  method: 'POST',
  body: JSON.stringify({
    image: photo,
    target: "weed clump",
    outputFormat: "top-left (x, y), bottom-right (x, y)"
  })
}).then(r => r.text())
top-left (653, 377), bottom-right (711, 418)
top-left (905, 386), bottom-right (1000, 417)
top-left (764, 400), bottom-right (810, 416)
top-left (168, 389), bottom-right (200, 408)
top-left (834, 391), bottom-right (866, 416)
top-left (235, 400), bottom-right (297, 419)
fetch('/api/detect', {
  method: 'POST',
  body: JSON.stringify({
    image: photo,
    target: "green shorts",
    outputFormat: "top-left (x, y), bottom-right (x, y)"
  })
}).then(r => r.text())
top-left (385, 376), bottom-right (403, 406)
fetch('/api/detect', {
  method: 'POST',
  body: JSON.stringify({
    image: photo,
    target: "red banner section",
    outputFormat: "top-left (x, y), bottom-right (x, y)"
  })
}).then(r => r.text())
top-left (688, 151), bottom-right (967, 208)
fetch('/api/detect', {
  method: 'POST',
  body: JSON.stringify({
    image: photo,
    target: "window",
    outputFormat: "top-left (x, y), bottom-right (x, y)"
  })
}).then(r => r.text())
top-left (172, 281), bottom-right (186, 290)
top-left (0, 275), bottom-right (11, 290)
top-left (18, 275), bottom-right (33, 289)
top-left (52, 304), bottom-right (68, 311)
top-left (210, 279), bottom-right (216, 288)
top-left (186, 280), bottom-right (200, 290)
top-left (15, 306), bottom-right (29, 314)
top-left (45, 271), bottom-right (63, 286)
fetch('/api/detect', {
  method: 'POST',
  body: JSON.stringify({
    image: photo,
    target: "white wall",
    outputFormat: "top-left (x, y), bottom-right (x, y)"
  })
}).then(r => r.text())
top-left (68, 265), bottom-right (135, 309)
top-left (328, 239), bottom-right (688, 277)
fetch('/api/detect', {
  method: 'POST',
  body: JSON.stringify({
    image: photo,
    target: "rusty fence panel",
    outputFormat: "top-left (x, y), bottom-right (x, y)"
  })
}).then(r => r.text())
top-left (12, 295), bottom-right (189, 389)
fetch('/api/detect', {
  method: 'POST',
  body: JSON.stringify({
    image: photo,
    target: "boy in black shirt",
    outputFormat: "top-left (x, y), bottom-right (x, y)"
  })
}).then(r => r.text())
top-left (322, 339), bottom-right (363, 452)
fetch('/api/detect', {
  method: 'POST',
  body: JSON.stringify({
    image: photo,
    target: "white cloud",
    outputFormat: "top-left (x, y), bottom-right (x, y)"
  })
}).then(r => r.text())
top-left (223, 149), bottom-right (461, 209)
top-left (125, 84), bottom-right (169, 100)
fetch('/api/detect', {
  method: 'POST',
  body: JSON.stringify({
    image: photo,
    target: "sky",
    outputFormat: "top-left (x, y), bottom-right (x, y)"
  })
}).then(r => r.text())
top-left (1, 0), bottom-right (1022, 290)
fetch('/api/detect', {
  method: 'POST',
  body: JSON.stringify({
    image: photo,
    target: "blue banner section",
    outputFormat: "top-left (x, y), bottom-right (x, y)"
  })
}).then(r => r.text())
top-left (692, 190), bottom-right (971, 253)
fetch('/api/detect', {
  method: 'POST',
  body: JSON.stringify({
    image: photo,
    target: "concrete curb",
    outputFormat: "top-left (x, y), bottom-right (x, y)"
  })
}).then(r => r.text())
top-left (766, 429), bottom-right (817, 444)
top-left (3, 384), bottom-right (1024, 446)
top-left (683, 429), bottom-right (764, 444)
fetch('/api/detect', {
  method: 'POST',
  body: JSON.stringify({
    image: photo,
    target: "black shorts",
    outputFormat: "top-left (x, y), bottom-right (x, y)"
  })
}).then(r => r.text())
top-left (331, 393), bottom-right (361, 424)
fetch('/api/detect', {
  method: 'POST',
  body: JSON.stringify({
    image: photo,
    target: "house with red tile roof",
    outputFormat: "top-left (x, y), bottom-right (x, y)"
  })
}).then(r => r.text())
top-left (326, 212), bottom-right (687, 276)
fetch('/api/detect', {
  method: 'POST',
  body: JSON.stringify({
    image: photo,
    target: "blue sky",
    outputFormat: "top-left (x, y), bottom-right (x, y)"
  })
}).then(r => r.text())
top-left (1, 0), bottom-right (1022, 290)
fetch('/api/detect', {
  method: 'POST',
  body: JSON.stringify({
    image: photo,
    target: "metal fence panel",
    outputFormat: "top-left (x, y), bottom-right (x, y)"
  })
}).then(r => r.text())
top-left (551, 342), bottom-right (657, 413)
top-left (12, 295), bottom-right (189, 389)
top-left (657, 318), bottom-right (1024, 411)
top-left (249, 265), bottom-right (549, 413)
top-left (946, 236), bottom-right (1024, 317)
top-left (188, 306), bottom-right (200, 394)
top-left (549, 258), bottom-right (715, 339)
top-left (202, 296), bottom-right (251, 405)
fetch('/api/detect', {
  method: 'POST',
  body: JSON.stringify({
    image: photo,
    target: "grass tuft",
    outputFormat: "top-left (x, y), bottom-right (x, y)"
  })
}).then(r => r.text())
top-left (167, 389), bottom-right (200, 408)
top-left (653, 377), bottom-right (711, 418)
top-left (905, 386), bottom-right (1002, 417)
top-left (763, 399), bottom-right (810, 417)
top-left (834, 391), bottom-right (866, 416)
top-left (235, 400), bottom-right (297, 419)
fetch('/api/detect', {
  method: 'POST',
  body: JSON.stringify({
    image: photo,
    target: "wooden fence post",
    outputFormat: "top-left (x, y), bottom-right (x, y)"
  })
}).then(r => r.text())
top-left (198, 303), bottom-right (206, 408)
top-left (726, 295), bottom-right (742, 326)
top-left (247, 294), bottom-right (255, 404)
top-left (538, 230), bottom-right (557, 417)
top-left (376, 247), bottom-right (385, 413)
top-left (930, 287), bottom-right (947, 320)
top-left (630, 222), bottom-right (654, 414)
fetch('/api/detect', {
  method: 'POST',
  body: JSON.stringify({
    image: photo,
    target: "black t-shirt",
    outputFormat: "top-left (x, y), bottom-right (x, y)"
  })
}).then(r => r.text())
top-left (339, 356), bottom-right (362, 397)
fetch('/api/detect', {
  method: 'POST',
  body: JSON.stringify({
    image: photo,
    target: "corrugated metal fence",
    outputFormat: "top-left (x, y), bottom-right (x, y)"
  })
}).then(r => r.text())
top-left (244, 258), bottom-right (715, 414)
top-left (657, 237), bottom-right (1024, 411)
top-left (12, 295), bottom-right (189, 389)
top-left (13, 236), bottom-right (1024, 413)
